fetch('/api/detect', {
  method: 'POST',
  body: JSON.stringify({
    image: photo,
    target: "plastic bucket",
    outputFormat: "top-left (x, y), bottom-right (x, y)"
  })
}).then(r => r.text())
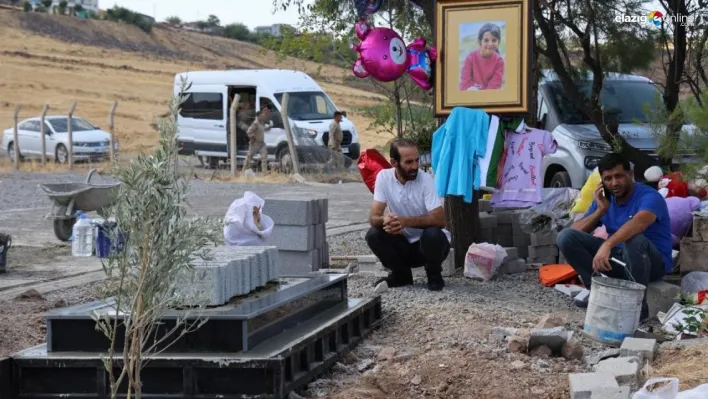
top-left (583, 276), bottom-right (646, 346)
top-left (0, 233), bottom-right (10, 273)
top-left (95, 223), bottom-right (125, 259)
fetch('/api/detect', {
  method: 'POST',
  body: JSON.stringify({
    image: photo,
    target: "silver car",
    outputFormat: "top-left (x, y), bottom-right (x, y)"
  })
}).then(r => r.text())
top-left (537, 70), bottom-right (695, 188)
top-left (2, 116), bottom-right (118, 163)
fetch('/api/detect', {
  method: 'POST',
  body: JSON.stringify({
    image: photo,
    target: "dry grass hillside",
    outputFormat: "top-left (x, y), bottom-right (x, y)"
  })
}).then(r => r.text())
top-left (0, 9), bottom-right (393, 157)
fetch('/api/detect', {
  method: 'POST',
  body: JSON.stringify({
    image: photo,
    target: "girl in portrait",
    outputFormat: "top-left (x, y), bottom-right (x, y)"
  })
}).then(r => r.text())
top-left (459, 22), bottom-right (505, 91)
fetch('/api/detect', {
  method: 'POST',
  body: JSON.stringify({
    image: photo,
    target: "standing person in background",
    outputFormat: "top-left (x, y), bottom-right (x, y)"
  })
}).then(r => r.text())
top-left (366, 138), bottom-right (451, 292)
top-left (242, 106), bottom-right (271, 174)
top-left (459, 22), bottom-right (505, 91)
top-left (326, 111), bottom-right (345, 170)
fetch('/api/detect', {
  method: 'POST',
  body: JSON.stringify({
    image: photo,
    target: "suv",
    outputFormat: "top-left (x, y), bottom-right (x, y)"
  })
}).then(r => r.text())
top-left (537, 70), bottom-right (696, 188)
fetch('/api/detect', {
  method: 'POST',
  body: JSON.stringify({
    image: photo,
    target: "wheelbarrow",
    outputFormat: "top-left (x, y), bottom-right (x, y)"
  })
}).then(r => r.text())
top-left (38, 169), bottom-right (121, 242)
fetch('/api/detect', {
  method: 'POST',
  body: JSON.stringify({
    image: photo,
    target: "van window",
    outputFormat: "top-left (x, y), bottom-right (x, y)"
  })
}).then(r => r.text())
top-left (546, 81), bottom-right (665, 124)
top-left (180, 93), bottom-right (224, 120)
top-left (274, 91), bottom-right (337, 121)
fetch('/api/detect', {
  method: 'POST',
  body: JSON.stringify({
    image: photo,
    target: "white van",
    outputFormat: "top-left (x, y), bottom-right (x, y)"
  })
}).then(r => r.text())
top-left (173, 69), bottom-right (361, 169)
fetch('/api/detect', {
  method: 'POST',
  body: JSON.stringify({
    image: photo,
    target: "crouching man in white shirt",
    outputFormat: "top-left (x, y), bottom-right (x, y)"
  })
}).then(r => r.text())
top-left (366, 138), bottom-right (451, 291)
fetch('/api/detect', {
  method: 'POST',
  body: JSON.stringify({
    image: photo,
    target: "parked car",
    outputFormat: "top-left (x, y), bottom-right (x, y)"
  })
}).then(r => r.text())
top-left (173, 69), bottom-right (362, 170)
top-left (2, 116), bottom-right (118, 163)
top-left (537, 70), bottom-right (696, 188)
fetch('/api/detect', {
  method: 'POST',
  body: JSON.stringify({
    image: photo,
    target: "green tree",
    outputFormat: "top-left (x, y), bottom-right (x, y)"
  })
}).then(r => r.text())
top-left (206, 14), bottom-right (220, 27)
top-left (224, 22), bottom-right (251, 40)
top-left (165, 16), bottom-right (181, 25)
top-left (22, 1), bottom-right (31, 12)
top-left (10, 0), bottom-right (19, 6)
top-left (40, 0), bottom-right (52, 8)
top-left (58, 0), bottom-right (67, 14)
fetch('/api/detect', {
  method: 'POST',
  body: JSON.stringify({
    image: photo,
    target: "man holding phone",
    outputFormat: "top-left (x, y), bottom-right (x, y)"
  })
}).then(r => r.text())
top-left (556, 153), bottom-right (673, 320)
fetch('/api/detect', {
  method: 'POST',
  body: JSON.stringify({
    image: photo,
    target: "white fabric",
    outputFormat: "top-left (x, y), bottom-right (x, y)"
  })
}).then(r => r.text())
top-left (373, 168), bottom-right (451, 243)
top-left (223, 191), bottom-right (274, 246)
top-left (478, 115), bottom-right (500, 191)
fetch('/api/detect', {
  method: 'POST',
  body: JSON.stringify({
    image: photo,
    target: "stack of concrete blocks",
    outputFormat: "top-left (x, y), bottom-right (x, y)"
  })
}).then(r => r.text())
top-left (678, 215), bottom-right (708, 273)
top-left (175, 245), bottom-right (280, 306)
top-left (477, 200), bottom-right (529, 274)
top-left (569, 337), bottom-right (658, 398)
top-left (264, 195), bottom-right (329, 276)
top-left (527, 230), bottom-right (560, 265)
top-left (499, 246), bottom-right (527, 274)
top-left (491, 209), bottom-right (532, 260)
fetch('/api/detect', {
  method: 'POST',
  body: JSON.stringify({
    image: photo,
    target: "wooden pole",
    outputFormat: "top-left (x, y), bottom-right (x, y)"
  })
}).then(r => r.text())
top-left (40, 105), bottom-right (49, 166)
top-left (280, 93), bottom-right (304, 181)
top-left (108, 101), bottom-right (117, 164)
top-left (229, 94), bottom-right (240, 177)
top-left (12, 105), bottom-right (22, 170)
top-left (67, 101), bottom-right (77, 169)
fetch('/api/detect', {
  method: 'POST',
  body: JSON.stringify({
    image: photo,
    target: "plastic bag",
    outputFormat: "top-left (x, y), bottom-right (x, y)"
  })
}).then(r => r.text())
top-left (677, 384), bottom-right (708, 399)
top-left (570, 168), bottom-right (600, 215)
top-left (518, 188), bottom-right (579, 234)
top-left (680, 271), bottom-right (708, 305)
top-left (358, 149), bottom-right (392, 194)
top-left (463, 243), bottom-right (507, 281)
top-left (633, 377), bottom-right (680, 399)
top-left (223, 191), bottom-right (274, 246)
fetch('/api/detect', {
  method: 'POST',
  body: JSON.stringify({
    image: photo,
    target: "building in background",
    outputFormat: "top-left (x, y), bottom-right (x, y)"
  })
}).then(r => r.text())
top-left (254, 24), bottom-right (290, 37)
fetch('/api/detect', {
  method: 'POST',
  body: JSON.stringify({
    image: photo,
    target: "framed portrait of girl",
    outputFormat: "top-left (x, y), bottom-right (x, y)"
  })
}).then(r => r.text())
top-left (434, 0), bottom-right (533, 116)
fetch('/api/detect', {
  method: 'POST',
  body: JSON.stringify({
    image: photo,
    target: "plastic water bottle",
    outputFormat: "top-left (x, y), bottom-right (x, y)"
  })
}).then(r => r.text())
top-left (72, 212), bottom-right (94, 257)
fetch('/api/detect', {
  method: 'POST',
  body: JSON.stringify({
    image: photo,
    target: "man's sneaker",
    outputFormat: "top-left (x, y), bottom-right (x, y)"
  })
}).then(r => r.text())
top-left (427, 273), bottom-right (445, 291)
top-left (373, 270), bottom-right (413, 288)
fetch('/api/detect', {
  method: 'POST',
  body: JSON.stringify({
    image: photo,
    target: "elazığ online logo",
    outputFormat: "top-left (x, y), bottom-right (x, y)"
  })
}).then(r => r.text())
top-left (648, 10), bottom-right (664, 25)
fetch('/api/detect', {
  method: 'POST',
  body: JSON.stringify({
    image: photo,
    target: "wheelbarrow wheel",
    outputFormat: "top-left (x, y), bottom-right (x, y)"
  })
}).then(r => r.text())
top-left (53, 205), bottom-right (75, 242)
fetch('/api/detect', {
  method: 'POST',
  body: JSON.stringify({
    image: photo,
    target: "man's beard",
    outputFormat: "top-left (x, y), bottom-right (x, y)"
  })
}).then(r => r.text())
top-left (397, 165), bottom-right (418, 181)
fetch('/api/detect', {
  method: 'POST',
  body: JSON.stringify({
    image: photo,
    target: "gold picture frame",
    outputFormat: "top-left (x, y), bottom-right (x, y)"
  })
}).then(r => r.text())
top-left (434, 0), bottom-right (533, 116)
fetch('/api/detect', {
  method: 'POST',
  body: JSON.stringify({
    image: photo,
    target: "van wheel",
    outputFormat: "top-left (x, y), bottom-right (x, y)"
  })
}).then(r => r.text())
top-left (278, 147), bottom-right (293, 174)
top-left (550, 171), bottom-right (572, 188)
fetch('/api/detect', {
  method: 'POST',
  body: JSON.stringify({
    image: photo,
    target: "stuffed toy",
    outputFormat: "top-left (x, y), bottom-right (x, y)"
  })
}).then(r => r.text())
top-left (570, 168), bottom-right (601, 216)
top-left (644, 166), bottom-right (689, 198)
top-left (351, 21), bottom-right (437, 91)
top-left (665, 196), bottom-right (701, 248)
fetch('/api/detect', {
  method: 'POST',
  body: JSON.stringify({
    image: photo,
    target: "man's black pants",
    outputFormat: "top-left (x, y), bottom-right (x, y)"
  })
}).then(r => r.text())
top-left (365, 227), bottom-right (450, 274)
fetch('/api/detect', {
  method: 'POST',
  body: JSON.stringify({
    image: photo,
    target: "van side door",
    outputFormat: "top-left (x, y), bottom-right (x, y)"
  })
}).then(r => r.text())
top-left (258, 95), bottom-right (286, 158)
top-left (177, 85), bottom-right (228, 154)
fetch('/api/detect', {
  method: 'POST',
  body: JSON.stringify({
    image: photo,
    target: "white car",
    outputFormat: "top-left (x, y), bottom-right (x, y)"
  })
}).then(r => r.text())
top-left (2, 116), bottom-right (118, 163)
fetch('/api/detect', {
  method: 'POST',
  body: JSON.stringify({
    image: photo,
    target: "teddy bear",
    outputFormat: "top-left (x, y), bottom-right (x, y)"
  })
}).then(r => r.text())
top-left (351, 20), bottom-right (437, 91)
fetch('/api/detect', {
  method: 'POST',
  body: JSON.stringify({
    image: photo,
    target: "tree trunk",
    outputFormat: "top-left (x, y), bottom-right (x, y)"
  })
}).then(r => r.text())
top-left (444, 193), bottom-right (480, 269)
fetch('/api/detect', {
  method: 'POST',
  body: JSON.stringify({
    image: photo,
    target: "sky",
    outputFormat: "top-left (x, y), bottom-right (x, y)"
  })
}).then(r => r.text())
top-left (99, 0), bottom-right (313, 30)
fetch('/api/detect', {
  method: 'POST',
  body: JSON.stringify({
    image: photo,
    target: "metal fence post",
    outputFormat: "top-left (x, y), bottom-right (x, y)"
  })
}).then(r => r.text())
top-left (108, 101), bottom-right (118, 164)
top-left (12, 105), bottom-right (22, 170)
top-left (229, 94), bottom-right (240, 177)
top-left (67, 102), bottom-right (77, 169)
top-left (40, 105), bottom-right (49, 166)
top-left (280, 93), bottom-right (303, 180)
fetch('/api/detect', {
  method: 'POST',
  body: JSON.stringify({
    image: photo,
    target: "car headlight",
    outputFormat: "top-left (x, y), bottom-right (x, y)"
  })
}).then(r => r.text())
top-left (578, 140), bottom-right (612, 152)
top-left (293, 126), bottom-right (317, 138)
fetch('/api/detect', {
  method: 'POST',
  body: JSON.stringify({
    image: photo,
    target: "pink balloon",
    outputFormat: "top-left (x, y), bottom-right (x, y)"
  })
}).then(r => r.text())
top-left (351, 21), bottom-right (437, 91)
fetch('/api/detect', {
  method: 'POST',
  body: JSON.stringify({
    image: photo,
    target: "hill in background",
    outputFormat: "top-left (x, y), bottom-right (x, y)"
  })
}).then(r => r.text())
top-left (0, 9), bottom-right (392, 156)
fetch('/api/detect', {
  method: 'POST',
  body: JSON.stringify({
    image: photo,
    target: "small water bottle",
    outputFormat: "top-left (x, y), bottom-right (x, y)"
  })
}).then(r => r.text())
top-left (72, 212), bottom-right (94, 257)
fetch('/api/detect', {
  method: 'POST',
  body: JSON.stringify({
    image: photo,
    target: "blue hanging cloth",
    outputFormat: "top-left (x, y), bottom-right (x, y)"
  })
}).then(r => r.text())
top-left (431, 107), bottom-right (490, 203)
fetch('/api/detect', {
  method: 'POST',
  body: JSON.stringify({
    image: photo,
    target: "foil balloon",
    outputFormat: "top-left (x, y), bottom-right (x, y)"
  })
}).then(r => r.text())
top-left (351, 21), bottom-right (437, 91)
top-left (354, 0), bottom-right (384, 18)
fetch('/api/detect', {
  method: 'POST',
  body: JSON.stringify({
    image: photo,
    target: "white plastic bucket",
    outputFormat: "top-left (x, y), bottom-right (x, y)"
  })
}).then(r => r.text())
top-left (583, 276), bottom-right (646, 346)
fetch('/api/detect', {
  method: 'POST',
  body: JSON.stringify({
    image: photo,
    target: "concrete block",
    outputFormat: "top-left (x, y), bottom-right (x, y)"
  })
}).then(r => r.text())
top-left (263, 197), bottom-right (318, 226)
top-left (589, 386), bottom-right (630, 399)
top-left (692, 215), bottom-right (708, 241)
top-left (266, 225), bottom-right (316, 251)
top-left (479, 228), bottom-right (495, 243)
top-left (679, 238), bottom-right (708, 272)
top-left (559, 251), bottom-right (567, 264)
top-left (569, 372), bottom-right (620, 399)
top-left (321, 241), bottom-right (330, 268)
top-left (516, 245), bottom-right (529, 259)
top-left (513, 234), bottom-right (530, 247)
top-left (314, 223), bottom-right (327, 249)
top-left (479, 213), bottom-right (498, 229)
top-left (495, 224), bottom-right (513, 236)
top-left (442, 248), bottom-right (456, 277)
top-left (503, 247), bottom-right (518, 261)
top-left (646, 281), bottom-right (680, 318)
top-left (527, 255), bottom-right (558, 265)
top-left (619, 337), bottom-right (657, 363)
top-left (497, 235), bottom-right (514, 247)
top-left (530, 231), bottom-right (558, 246)
top-left (319, 197), bottom-right (329, 224)
top-left (479, 199), bottom-right (492, 213)
top-left (593, 356), bottom-right (642, 389)
top-left (279, 249), bottom-right (320, 276)
top-left (501, 258), bottom-right (526, 274)
top-left (528, 245), bottom-right (559, 259)
top-left (529, 327), bottom-right (569, 353)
